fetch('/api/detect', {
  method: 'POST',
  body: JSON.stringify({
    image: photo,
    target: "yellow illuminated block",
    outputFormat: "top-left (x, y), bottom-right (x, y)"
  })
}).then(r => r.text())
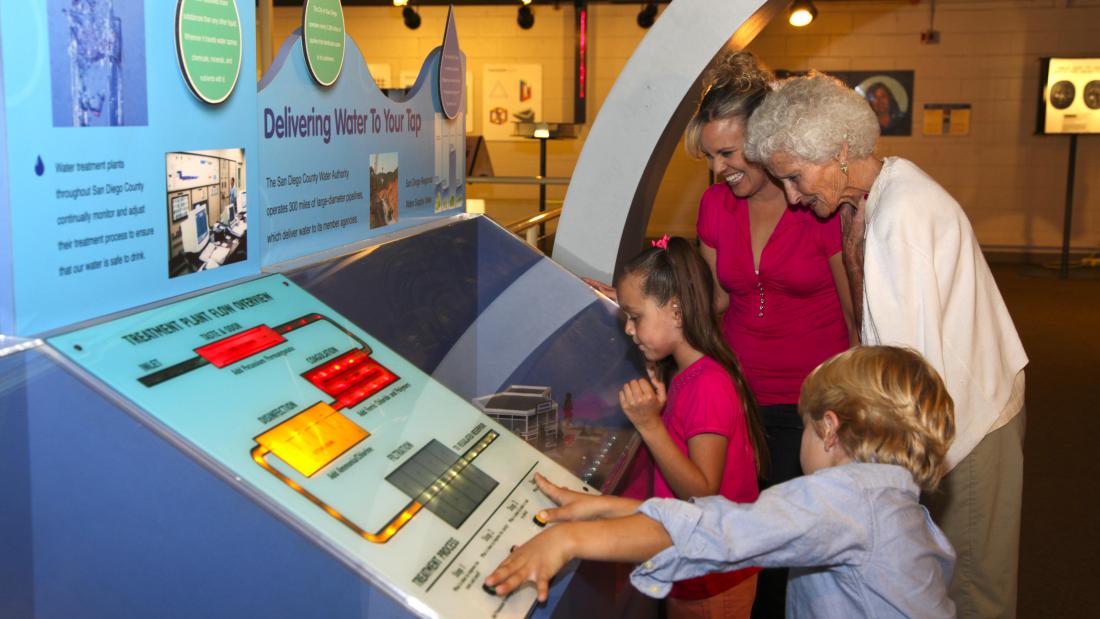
top-left (255, 403), bottom-right (368, 477)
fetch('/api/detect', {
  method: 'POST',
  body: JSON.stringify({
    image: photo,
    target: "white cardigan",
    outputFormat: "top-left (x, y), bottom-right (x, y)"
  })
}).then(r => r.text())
top-left (861, 157), bottom-right (1028, 469)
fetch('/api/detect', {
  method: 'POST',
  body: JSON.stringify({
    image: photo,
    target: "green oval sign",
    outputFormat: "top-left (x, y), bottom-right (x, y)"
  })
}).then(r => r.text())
top-left (175, 0), bottom-right (243, 104)
top-left (302, 0), bottom-right (346, 87)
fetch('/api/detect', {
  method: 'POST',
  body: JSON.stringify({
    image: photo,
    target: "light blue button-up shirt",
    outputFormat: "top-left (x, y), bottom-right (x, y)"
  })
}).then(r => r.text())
top-left (631, 462), bottom-right (955, 618)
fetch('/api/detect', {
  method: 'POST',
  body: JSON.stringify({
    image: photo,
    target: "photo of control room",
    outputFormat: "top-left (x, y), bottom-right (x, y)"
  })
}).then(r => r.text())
top-left (165, 149), bottom-right (248, 277)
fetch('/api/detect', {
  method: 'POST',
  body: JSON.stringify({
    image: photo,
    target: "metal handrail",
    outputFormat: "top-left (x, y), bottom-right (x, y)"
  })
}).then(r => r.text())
top-left (504, 206), bottom-right (563, 234)
top-left (466, 176), bottom-right (571, 186)
top-left (503, 206), bottom-right (564, 248)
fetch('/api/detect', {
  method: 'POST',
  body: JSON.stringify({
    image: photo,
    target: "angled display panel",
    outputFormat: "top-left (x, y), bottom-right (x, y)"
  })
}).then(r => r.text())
top-left (0, 340), bottom-right (412, 619)
top-left (47, 274), bottom-right (590, 618)
top-left (285, 215), bottom-right (645, 492)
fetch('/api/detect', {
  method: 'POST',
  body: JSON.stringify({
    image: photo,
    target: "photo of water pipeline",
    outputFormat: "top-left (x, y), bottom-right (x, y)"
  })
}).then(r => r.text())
top-left (49, 0), bottom-right (147, 127)
top-left (67, 0), bottom-right (121, 125)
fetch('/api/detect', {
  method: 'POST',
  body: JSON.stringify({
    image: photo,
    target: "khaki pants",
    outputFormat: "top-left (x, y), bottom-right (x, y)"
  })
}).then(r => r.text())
top-left (924, 410), bottom-right (1026, 619)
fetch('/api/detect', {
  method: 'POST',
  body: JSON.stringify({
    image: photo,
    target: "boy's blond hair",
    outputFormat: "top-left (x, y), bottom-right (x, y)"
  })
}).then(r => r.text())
top-left (799, 346), bottom-right (955, 491)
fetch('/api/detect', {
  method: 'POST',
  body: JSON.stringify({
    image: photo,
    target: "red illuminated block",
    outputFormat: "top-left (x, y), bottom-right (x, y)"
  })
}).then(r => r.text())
top-left (195, 326), bottom-right (286, 368)
top-left (304, 350), bottom-right (399, 409)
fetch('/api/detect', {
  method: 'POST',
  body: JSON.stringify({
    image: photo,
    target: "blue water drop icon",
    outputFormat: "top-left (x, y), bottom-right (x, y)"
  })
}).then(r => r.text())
top-left (35, 156), bottom-right (45, 176)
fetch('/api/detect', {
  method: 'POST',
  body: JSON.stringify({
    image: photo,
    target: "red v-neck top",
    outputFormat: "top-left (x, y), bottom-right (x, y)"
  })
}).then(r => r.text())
top-left (697, 184), bottom-right (849, 406)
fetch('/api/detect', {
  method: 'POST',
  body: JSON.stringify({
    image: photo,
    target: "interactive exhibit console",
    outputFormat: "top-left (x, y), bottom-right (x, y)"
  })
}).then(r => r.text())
top-left (3, 216), bottom-right (642, 619)
top-left (0, 3), bottom-right (643, 618)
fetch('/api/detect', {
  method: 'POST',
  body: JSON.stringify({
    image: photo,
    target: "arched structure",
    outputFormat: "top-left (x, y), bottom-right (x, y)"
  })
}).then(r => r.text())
top-left (552, 0), bottom-right (785, 283)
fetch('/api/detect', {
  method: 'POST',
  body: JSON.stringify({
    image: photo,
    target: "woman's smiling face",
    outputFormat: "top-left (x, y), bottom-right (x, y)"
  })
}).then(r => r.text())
top-left (699, 117), bottom-right (771, 199)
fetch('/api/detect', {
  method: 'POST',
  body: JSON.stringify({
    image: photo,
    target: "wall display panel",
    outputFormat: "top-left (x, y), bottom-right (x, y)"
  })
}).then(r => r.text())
top-left (0, 40), bottom-right (11, 332)
top-left (47, 274), bottom-right (588, 618)
top-left (258, 9), bottom-right (466, 266)
top-left (1041, 57), bottom-right (1100, 134)
top-left (0, 0), bottom-right (260, 335)
top-left (287, 216), bottom-right (643, 492)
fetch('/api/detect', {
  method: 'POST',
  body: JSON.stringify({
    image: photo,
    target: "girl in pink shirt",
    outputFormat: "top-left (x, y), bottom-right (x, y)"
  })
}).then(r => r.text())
top-left (614, 236), bottom-right (767, 619)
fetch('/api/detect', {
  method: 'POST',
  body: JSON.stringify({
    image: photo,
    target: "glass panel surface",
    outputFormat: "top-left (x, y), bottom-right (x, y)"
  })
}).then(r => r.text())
top-left (287, 216), bottom-right (643, 491)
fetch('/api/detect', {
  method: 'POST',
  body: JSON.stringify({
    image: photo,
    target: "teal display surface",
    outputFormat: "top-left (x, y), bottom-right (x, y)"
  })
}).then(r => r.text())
top-left (48, 275), bottom-right (588, 618)
top-left (0, 0), bottom-right (260, 335)
top-left (258, 26), bottom-right (466, 266)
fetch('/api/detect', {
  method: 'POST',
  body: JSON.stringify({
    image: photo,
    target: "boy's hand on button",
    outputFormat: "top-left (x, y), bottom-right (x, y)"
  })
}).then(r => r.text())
top-left (533, 473), bottom-right (586, 522)
top-left (534, 473), bottom-right (638, 522)
top-left (484, 526), bottom-right (572, 603)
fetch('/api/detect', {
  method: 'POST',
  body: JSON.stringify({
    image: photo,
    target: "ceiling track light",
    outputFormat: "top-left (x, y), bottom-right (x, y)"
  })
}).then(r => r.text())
top-left (637, 2), bottom-right (658, 29)
top-left (517, 4), bottom-right (534, 29)
top-left (788, 0), bottom-right (817, 27)
top-left (402, 4), bottom-right (421, 30)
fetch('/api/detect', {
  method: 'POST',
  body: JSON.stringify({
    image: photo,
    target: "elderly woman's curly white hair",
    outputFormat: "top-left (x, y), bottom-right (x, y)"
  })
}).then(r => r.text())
top-left (745, 72), bottom-right (879, 164)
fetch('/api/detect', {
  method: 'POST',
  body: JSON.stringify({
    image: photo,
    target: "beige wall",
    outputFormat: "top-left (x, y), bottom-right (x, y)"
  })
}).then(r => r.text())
top-left (263, 0), bottom-right (1100, 251)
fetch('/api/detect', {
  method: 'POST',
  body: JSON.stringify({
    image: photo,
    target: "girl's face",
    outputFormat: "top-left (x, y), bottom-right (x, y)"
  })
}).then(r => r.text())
top-left (617, 273), bottom-right (683, 363)
top-left (699, 117), bottom-right (771, 199)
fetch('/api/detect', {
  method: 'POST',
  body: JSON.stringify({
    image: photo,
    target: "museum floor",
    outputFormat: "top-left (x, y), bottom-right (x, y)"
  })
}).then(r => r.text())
top-left (993, 262), bottom-right (1100, 619)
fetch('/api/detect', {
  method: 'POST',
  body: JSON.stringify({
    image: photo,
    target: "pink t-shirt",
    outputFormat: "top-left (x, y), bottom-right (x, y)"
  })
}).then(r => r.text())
top-left (697, 184), bottom-right (849, 405)
top-left (618, 355), bottom-right (760, 598)
top-left (620, 356), bottom-right (758, 504)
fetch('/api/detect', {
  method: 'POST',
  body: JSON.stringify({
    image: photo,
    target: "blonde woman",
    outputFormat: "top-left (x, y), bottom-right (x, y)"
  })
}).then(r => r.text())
top-left (685, 52), bottom-right (858, 618)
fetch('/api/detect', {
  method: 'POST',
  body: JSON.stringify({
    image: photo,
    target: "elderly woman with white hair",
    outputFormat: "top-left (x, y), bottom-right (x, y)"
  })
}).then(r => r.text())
top-left (744, 72), bottom-right (1028, 619)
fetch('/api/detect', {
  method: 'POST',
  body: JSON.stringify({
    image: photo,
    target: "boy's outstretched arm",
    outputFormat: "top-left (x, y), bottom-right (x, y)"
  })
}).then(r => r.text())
top-left (533, 472), bottom-right (641, 523)
top-left (483, 513), bottom-right (672, 602)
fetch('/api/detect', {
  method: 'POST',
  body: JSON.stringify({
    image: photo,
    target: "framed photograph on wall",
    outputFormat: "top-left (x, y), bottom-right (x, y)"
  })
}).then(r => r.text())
top-left (482, 64), bottom-right (542, 142)
top-left (776, 69), bottom-right (915, 136)
top-left (1038, 57), bottom-right (1100, 135)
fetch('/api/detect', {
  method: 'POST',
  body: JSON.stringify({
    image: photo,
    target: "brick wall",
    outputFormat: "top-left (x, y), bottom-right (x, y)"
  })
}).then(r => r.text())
top-left (265, 1), bottom-right (1100, 251)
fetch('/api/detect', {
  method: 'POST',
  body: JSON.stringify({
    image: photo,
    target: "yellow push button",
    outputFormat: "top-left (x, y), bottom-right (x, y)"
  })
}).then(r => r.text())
top-left (255, 402), bottom-right (368, 477)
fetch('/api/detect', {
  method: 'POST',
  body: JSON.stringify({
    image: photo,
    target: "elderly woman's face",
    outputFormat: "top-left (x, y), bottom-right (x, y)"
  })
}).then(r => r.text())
top-left (766, 152), bottom-right (845, 218)
top-left (699, 117), bottom-right (771, 200)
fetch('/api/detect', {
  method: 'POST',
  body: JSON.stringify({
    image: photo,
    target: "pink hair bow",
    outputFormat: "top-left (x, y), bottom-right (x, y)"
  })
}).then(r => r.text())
top-left (651, 234), bottom-right (671, 250)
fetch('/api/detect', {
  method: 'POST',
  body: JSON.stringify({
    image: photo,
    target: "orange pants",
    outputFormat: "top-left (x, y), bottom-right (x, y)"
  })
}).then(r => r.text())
top-left (666, 574), bottom-right (758, 619)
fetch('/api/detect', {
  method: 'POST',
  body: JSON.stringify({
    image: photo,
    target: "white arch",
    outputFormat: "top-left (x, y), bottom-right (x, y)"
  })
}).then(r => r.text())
top-left (552, 0), bottom-right (785, 282)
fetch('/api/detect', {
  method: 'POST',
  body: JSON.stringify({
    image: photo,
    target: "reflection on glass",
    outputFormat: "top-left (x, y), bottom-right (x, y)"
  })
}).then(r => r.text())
top-left (287, 217), bottom-right (644, 492)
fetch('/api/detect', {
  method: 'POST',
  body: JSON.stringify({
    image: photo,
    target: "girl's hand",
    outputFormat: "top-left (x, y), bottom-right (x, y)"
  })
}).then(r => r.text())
top-left (484, 526), bottom-right (574, 602)
top-left (533, 473), bottom-right (641, 522)
top-left (581, 277), bottom-right (618, 302)
top-left (619, 368), bottom-right (667, 433)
